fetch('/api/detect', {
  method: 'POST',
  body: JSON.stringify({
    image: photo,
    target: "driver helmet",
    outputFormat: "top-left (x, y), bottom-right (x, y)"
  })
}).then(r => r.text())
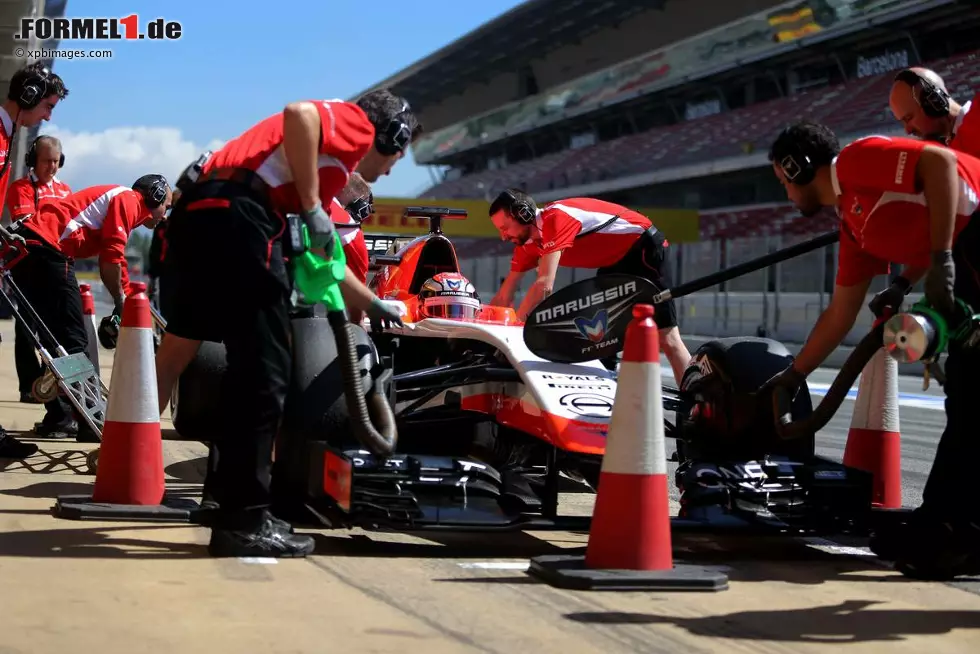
top-left (419, 272), bottom-right (481, 321)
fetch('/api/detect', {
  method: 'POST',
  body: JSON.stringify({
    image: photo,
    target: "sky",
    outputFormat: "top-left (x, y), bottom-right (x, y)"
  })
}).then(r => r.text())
top-left (36, 0), bottom-right (525, 198)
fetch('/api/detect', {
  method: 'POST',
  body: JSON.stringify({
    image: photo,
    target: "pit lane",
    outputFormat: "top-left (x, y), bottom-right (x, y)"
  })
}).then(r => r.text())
top-left (5, 305), bottom-right (980, 652)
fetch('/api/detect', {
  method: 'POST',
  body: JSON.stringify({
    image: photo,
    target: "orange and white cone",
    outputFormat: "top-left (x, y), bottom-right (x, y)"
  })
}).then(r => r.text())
top-left (586, 303), bottom-right (672, 570)
top-left (527, 304), bottom-right (727, 591)
top-left (91, 282), bottom-right (165, 505)
top-left (842, 346), bottom-right (902, 508)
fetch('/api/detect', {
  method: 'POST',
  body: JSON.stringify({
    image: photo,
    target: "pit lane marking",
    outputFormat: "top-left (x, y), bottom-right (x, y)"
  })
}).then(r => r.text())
top-left (458, 561), bottom-right (530, 570)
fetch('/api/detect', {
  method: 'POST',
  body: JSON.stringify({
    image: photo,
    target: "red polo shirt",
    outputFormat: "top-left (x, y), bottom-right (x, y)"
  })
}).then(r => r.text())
top-left (510, 197), bottom-right (652, 273)
top-left (203, 100), bottom-right (375, 215)
top-left (6, 172), bottom-right (72, 219)
top-left (833, 135), bottom-right (980, 286)
top-left (22, 184), bottom-right (152, 293)
top-left (328, 198), bottom-right (368, 284)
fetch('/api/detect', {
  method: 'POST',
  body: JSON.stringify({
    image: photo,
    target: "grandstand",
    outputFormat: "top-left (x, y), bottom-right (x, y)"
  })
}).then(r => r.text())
top-left (359, 0), bottom-right (980, 344)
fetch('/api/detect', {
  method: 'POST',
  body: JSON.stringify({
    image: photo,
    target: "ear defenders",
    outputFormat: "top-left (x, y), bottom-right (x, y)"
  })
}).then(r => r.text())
top-left (778, 147), bottom-right (817, 186)
top-left (894, 69), bottom-right (951, 118)
top-left (374, 99), bottom-right (416, 157)
top-left (133, 174), bottom-right (170, 210)
top-left (503, 189), bottom-right (536, 224)
top-left (345, 193), bottom-right (374, 224)
top-left (15, 65), bottom-right (53, 110)
top-left (25, 136), bottom-right (65, 170)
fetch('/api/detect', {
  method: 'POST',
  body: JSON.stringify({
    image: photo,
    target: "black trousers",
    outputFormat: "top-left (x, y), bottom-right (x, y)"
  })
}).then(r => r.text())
top-left (10, 239), bottom-right (90, 427)
top-left (14, 310), bottom-right (42, 395)
top-left (164, 181), bottom-right (292, 526)
top-left (922, 213), bottom-right (980, 520)
top-left (596, 226), bottom-right (678, 330)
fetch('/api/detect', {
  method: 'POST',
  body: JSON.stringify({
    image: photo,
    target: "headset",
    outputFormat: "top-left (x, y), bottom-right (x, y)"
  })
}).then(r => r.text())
top-left (501, 188), bottom-right (537, 224)
top-left (25, 135), bottom-right (65, 170)
top-left (345, 193), bottom-right (374, 224)
top-left (894, 69), bottom-right (951, 118)
top-left (13, 65), bottom-right (53, 110)
top-left (132, 174), bottom-right (170, 210)
top-left (777, 144), bottom-right (817, 186)
top-left (374, 99), bottom-right (416, 157)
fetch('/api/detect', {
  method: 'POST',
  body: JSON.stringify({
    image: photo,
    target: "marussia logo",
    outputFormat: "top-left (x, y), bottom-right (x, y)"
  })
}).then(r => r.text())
top-left (445, 278), bottom-right (462, 291)
top-left (574, 310), bottom-right (608, 343)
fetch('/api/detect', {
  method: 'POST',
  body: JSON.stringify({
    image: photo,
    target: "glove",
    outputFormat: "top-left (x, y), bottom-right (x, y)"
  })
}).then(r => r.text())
top-left (98, 314), bottom-right (121, 350)
top-left (924, 249), bottom-right (956, 315)
top-left (366, 298), bottom-right (404, 332)
top-left (869, 276), bottom-right (912, 318)
top-left (0, 223), bottom-right (26, 247)
top-left (301, 202), bottom-right (337, 252)
top-left (759, 363), bottom-right (807, 402)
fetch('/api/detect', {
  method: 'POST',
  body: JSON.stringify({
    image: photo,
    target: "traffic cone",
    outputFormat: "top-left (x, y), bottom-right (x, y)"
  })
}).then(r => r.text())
top-left (54, 282), bottom-right (197, 522)
top-left (842, 346), bottom-right (902, 508)
top-left (527, 304), bottom-right (728, 591)
top-left (78, 283), bottom-right (100, 371)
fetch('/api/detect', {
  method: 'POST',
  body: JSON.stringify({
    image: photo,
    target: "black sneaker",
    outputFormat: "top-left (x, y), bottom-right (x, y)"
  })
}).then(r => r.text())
top-left (32, 420), bottom-right (78, 440)
top-left (0, 430), bottom-right (38, 459)
top-left (207, 514), bottom-right (314, 558)
top-left (19, 392), bottom-right (41, 404)
top-left (195, 501), bottom-right (294, 533)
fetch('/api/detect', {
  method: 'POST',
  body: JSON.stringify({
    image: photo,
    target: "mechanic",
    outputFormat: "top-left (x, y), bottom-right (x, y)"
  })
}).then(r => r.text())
top-left (0, 63), bottom-right (70, 461)
top-left (763, 121), bottom-right (980, 580)
top-left (329, 172), bottom-right (373, 322)
top-left (162, 90), bottom-right (414, 558)
top-left (9, 176), bottom-right (172, 442)
top-left (5, 135), bottom-right (72, 405)
top-left (889, 67), bottom-right (978, 157)
top-left (488, 189), bottom-right (692, 381)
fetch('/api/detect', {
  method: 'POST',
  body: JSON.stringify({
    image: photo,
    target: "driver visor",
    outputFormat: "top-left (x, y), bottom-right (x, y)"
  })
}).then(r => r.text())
top-left (421, 296), bottom-right (481, 321)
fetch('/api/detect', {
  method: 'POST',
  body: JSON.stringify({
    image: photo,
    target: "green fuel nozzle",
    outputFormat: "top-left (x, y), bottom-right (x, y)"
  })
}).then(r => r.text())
top-left (291, 224), bottom-right (347, 313)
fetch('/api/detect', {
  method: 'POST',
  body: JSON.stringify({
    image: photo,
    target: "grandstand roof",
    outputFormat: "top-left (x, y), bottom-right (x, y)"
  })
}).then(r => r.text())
top-left (351, 0), bottom-right (665, 109)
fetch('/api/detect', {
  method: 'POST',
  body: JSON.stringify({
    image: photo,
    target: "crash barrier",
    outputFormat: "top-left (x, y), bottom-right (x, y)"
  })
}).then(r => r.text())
top-left (55, 282), bottom-right (198, 522)
top-left (78, 283), bottom-right (100, 373)
top-left (528, 304), bottom-right (728, 591)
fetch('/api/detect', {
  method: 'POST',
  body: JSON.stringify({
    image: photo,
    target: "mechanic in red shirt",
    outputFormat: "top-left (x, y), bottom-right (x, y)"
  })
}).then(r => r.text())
top-left (0, 63), bottom-right (69, 461)
top-left (765, 121), bottom-right (980, 580)
top-left (6, 135), bottom-right (72, 220)
top-left (162, 90), bottom-right (414, 558)
top-left (329, 171), bottom-right (372, 323)
top-left (889, 67), bottom-right (979, 158)
top-left (9, 176), bottom-right (172, 440)
top-left (331, 171), bottom-right (371, 285)
top-left (5, 135), bottom-right (71, 406)
top-left (488, 191), bottom-right (691, 380)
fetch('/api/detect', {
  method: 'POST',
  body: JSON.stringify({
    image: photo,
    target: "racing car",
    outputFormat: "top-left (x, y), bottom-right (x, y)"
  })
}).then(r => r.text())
top-left (170, 207), bottom-right (877, 535)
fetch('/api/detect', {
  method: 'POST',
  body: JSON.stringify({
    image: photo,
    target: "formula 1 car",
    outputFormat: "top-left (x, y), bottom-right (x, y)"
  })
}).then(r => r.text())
top-left (170, 207), bottom-right (877, 535)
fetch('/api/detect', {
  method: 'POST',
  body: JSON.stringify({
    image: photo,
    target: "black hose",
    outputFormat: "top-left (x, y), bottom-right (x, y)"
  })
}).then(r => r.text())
top-left (327, 309), bottom-right (398, 456)
top-left (772, 321), bottom-right (886, 440)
